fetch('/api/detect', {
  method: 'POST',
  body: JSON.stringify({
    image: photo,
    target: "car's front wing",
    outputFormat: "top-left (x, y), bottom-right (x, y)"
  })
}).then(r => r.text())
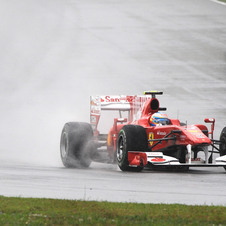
top-left (128, 151), bottom-right (226, 168)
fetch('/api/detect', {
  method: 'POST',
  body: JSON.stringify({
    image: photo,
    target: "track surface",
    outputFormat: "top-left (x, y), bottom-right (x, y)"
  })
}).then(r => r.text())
top-left (1, 161), bottom-right (226, 205)
top-left (0, 0), bottom-right (226, 205)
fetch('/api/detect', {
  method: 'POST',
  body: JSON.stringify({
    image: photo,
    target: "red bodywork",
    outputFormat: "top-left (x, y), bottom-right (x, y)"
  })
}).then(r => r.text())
top-left (90, 93), bottom-right (215, 166)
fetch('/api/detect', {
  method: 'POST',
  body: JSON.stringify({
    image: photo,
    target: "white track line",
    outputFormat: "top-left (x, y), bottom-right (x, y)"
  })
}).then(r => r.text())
top-left (210, 0), bottom-right (226, 5)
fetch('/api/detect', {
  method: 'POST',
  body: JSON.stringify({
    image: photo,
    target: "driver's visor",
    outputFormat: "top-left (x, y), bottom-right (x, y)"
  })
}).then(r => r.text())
top-left (152, 118), bottom-right (169, 125)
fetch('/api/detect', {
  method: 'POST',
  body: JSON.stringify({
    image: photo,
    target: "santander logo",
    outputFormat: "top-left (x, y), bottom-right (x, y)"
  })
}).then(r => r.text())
top-left (101, 96), bottom-right (134, 103)
top-left (151, 157), bottom-right (166, 162)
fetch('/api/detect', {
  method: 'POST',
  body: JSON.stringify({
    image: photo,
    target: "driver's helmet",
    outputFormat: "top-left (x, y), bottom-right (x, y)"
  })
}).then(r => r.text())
top-left (149, 112), bottom-right (170, 126)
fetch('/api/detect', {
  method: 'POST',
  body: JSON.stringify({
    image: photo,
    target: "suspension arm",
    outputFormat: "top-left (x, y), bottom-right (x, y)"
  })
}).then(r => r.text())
top-left (148, 130), bottom-right (181, 150)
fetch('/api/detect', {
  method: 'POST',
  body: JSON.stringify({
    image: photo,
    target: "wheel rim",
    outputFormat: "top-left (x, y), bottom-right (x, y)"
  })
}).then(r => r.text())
top-left (117, 136), bottom-right (124, 162)
top-left (61, 132), bottom-right (68, 158)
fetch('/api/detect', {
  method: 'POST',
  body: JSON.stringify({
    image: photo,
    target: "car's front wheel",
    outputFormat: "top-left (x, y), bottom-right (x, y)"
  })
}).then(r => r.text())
top-left (116, 125), bottom-right (148, 171)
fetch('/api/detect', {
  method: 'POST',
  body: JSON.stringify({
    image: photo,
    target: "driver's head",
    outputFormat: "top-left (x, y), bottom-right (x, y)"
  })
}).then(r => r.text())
top-left (149, 112), bottom-right (170, 126)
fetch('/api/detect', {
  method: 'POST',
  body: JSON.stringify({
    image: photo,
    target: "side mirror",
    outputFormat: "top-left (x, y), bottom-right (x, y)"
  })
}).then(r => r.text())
top-left (204, 118), bottom-right (215, 123)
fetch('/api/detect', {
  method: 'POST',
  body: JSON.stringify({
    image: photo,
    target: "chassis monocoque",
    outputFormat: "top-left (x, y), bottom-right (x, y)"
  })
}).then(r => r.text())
top-left (60, 91), bottom-right (226, 171)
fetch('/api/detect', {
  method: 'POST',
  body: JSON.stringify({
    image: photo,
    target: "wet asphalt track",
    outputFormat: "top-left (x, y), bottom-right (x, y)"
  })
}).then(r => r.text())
top-left (1, 161), bottom-right (226, 205)
top-left (0, 0), bottom-right (226, 205)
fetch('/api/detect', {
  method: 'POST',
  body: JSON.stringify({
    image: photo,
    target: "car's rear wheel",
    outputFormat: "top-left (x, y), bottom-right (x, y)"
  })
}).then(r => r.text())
top-left (60, 122), bottom-right (93, 168)
top-left (219, 127), bottom-right (226, 170)
top-left (116, 125), bottom-right (148, 171)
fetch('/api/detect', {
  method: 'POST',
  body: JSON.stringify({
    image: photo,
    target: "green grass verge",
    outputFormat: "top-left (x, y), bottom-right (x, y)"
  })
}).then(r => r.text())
top-left (0, 196), bottom-right (226, 225)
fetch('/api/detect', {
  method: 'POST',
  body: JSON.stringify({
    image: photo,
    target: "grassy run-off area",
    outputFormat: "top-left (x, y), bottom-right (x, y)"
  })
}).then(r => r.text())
top-left (0, 196), bottom-right (226, 225)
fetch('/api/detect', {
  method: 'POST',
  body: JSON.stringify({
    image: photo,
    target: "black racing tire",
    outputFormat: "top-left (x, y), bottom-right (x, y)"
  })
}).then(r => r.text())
top-left (116, 125), bottom-right (148, 172)
top-left (60, 122), bottom-right (93, 168)
top-left (219, 127), bottom-right (226, 170)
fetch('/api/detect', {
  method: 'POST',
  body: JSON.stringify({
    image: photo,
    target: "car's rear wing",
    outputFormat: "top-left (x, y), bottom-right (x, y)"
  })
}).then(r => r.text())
top-left (91, 95), bottom-right (133, 111)
top-left (90, 91), bottom-right (163, 113)
top-left (90, 95), bottom-right (133, 132)
top-left (90, 95), bottom-right (151, 133)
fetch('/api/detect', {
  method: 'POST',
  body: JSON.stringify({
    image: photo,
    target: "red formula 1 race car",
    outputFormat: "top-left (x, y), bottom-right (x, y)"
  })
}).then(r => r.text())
top-left (60, 91), bottom-right (226, 171)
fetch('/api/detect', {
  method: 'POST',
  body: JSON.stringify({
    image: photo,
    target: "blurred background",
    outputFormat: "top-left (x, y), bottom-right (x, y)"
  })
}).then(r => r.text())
top-left (0, 0), bottom-right (225, 166)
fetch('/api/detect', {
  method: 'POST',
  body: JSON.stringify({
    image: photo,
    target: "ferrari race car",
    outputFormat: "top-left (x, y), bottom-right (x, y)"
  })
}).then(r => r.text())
top-left (60, 91), bottom-right (226, 171)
